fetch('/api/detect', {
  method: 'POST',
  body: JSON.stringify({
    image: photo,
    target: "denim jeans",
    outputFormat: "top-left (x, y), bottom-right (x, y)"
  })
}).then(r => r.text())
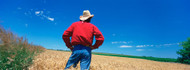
top-left (64, 45), bottom-right (92, 70)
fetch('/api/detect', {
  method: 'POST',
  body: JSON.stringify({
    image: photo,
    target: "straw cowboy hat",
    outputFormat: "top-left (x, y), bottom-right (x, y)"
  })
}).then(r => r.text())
top-left (80, 10), bottom-right (94, 21)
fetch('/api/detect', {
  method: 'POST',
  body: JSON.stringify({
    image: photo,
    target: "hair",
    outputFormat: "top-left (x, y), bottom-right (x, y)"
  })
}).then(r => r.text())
top-left (80, 17), bottom-right (92, 22)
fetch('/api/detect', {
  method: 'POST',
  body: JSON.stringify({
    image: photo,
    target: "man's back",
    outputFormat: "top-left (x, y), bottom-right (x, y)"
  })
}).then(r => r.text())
top-left (71, 21), bottom-right (95, 46)
top-left (62, 21), bottom-right (104, 49)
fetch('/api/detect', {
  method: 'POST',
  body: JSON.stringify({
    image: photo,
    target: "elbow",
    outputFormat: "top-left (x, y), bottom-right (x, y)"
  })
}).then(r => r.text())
top-left (100, 35), bottom-right (104, 41)
top-left (62, 33), bottom-right (67, 40)
top-left (62, 33), bottom-right (65, 39)
top-left (102, 36), bottom-right (104, 41)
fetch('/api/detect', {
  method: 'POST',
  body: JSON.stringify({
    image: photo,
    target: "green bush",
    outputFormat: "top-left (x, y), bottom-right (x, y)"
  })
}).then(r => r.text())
top-left (0, 45), bottom-right (34, 69)
top-left (177, 38), bottom-right (190, 64)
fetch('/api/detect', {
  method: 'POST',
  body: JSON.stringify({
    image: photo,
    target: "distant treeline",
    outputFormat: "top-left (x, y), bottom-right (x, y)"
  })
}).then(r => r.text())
top-left (92, 52), bottom-right (178, 63)
top-left (0, 25), bottom-right (45, 69)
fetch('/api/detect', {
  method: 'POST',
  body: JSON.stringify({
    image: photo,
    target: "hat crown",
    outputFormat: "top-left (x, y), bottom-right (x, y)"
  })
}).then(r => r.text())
top-left (83, 10), bottom-right (91, 17)
top-left (80, 10), bottom-right (94, 21)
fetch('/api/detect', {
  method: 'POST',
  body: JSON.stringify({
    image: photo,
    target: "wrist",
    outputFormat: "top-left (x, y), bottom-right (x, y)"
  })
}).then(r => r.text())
top-left (92, 45), bottom-right (98, 49)
top-left (69, 47), bottom-right (73, 49)
top-left (66, 44), bottom-right (72, 48)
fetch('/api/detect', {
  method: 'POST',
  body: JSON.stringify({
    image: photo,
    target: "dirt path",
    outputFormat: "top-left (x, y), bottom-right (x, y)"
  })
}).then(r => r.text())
top-left (29, 50), bottom-right (190, 70)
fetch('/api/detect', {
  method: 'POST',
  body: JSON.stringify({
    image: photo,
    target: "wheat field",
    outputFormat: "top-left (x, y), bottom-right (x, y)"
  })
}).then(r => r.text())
top-left (29, 50), bottom-right (190, 70)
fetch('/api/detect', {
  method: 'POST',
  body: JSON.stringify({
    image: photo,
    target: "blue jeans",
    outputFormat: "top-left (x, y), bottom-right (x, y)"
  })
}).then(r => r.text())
top-left (64, 45), bottom-right (92, 70)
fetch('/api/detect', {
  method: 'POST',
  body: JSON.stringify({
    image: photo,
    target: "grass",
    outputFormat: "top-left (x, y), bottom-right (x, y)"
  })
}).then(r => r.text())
top-left (0, 26), bottom-right (45, 70)
top-left (53, 49), bottom-right (178, 63)
top-left (92, 52), bottom-right (178, 63)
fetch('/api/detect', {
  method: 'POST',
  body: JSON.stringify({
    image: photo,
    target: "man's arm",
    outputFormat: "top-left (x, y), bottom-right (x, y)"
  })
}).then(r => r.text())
top-left (62, 23), bottom-right (75, 50)
top-left (92, 25), bottom-right (104, 49)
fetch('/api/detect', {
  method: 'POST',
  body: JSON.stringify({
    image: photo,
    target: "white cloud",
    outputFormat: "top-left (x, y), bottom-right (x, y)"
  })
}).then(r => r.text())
top-left (136, 45), bottom-right (154, 47)
top-left (47, 17), bottom-right (54, 21)
top-left (136, 45), bottom-right (145, 47)
top-left (154, 43), bottom-right (179, 47)
top-left (118, 42), bottom-right (179, 49)
top-left (120, 45), bottom-right (133, 48)
top-left (136, 49), bottom-right (144, 51)
top-left (35, 11), bottom-right (40, 15)
top-left (163, 44), bottom-right (172, 46)
top-left (112, 41), bottom-right (132, 44)
top-left (35, 11), bottom-right (43, 15)
top-left (163, 43), bottom-right (179, 46)
top-left (135, 43), bottom-right (179, 48)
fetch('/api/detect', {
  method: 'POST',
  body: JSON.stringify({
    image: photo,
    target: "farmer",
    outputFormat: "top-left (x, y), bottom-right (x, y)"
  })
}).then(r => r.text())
top-left (62, 10), bottom-right (104, 70)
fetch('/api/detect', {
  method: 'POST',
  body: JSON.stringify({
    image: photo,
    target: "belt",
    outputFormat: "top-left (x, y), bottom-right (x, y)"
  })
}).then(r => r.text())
top-left (85, 45), bottom-right (91, 47)
top-left (75, 44), bottom-right (91, 47)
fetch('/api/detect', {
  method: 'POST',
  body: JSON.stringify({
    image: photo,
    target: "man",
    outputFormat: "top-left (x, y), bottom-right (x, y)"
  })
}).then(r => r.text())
top-left (62, 10), bottom-right (104, 70)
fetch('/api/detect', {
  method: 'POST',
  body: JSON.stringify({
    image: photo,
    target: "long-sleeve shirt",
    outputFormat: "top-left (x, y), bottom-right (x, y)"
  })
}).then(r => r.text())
top-left (62, 21), bottom-right (104, 49)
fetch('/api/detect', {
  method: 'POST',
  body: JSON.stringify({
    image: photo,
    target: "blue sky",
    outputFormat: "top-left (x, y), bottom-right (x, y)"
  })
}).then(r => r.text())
top-left (0, 0), bottom-right (190, 58)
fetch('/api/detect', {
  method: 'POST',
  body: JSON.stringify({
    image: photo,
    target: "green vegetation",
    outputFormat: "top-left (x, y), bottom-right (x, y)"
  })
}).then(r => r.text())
top-left (0, 26), bottom-right (45, 70)
top-left (177, 38), bottom-right (190, 64)
top-left (92, 52), bottom-right (178, 63)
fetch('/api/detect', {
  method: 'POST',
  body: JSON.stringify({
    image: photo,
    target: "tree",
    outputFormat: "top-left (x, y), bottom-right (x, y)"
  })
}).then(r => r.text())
top-left (177, 38), bottom-right (190, 64)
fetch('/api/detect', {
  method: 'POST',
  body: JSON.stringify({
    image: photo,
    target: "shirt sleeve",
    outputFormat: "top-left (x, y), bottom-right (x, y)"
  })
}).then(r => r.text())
top-left (93, 25), bottom-right (104, 49)
top-left (62, 23), bottom-right (75, 48)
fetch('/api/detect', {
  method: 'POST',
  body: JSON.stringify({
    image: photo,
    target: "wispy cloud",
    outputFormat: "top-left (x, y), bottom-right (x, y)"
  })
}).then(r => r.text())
top-left (34, 11), bottom-right (55, 21)
top-left (136, 49), bottom-right (144, 51)
top-left (35, 11), bottom-right (42, 15)
top-left (118, 42), bottom-right (179, 49)
top-left (136, 43), bottom-right (179, 48)
top-left (136, 45), bottom-right (154, 47)
top-left (47, 17), bottom-right (54, 21)
top-left (112, 41), bottom-right (132, 44)
top-left (154, 43), bottom-right (179, 47)
top-left (23, 8), bottom-right (55, 22)
top-left (163, 43), bottom-right (179, 46)
top-left (136, 45), bottom-right (145, 47)
top-left (120, 45), bottom-right (133, 48)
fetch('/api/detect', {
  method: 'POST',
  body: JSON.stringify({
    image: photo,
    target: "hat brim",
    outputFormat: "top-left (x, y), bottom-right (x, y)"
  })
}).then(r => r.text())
top-left (80, 15), bottom-right (94, 21)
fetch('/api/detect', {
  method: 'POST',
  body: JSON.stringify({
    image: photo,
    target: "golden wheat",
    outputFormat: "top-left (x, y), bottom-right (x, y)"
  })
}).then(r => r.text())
top-left (29, 50), bottom-right (190, 70)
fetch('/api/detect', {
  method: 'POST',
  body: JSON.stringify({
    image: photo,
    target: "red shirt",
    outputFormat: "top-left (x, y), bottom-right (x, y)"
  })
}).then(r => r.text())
top-left (62, 21), bottom-right (104, 49)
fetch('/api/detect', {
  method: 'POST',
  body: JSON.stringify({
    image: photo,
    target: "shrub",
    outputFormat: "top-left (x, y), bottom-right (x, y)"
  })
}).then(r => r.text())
top-left (177, 38), bottom-right (190, 64)
top-left (0, 25), bottom-right (45, 69)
